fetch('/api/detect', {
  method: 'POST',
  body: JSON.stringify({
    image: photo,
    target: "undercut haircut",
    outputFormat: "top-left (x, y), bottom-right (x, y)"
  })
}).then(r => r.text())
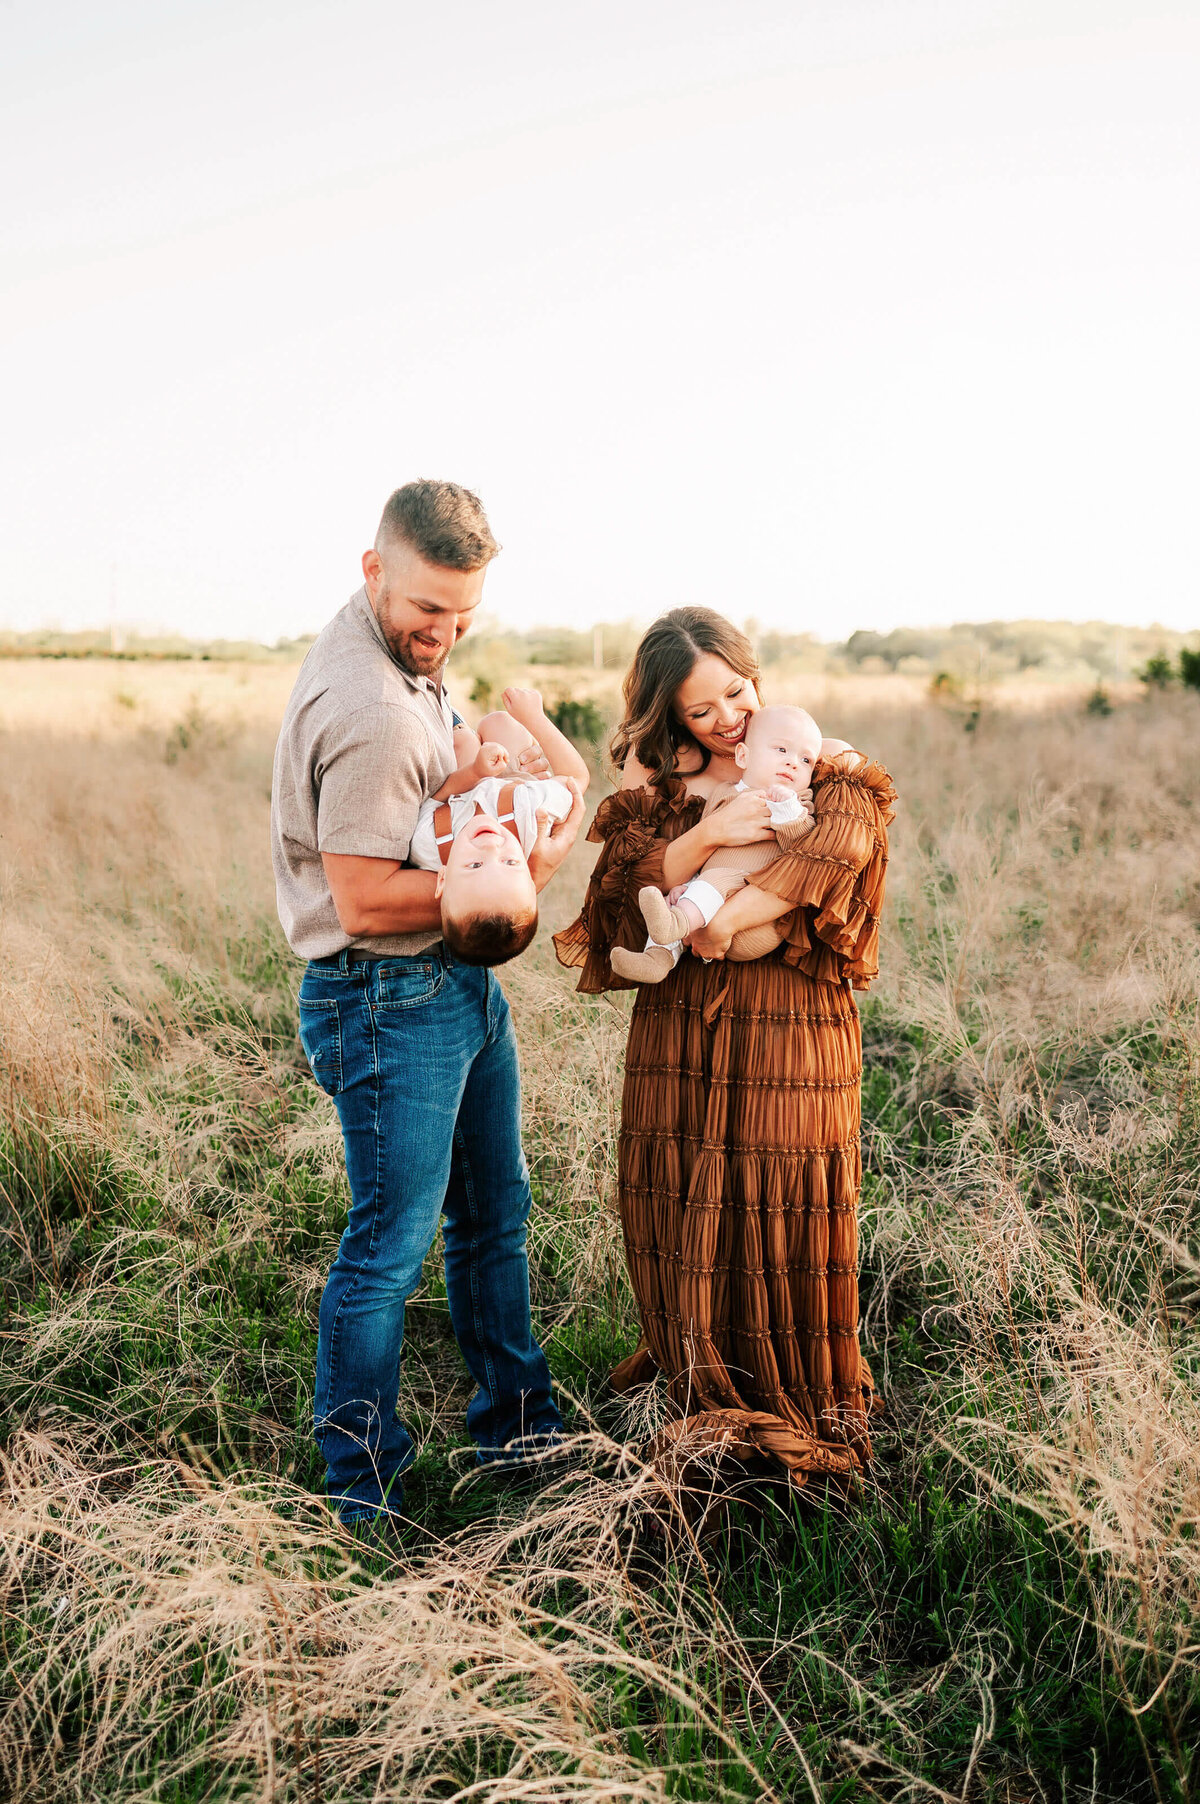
top-left (376, 479), bottom-right (499, 572)
top-left (442, 907), bottom-right (538, 967)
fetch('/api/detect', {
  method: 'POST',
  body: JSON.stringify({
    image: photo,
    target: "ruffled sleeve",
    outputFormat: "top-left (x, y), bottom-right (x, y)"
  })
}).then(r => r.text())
top-left (749, 752), bottom-right (897, 990)
top-left (553, 780), bottom-right (701, 993)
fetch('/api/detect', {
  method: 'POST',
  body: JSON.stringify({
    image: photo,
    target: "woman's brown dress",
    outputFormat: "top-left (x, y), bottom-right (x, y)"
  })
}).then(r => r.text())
top-left (554, 752), bottom-right (896, 1483)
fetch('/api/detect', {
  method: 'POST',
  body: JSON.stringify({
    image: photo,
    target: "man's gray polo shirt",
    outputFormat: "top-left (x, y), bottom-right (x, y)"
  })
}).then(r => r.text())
top-left (271, 586), bottom-right (456, 959)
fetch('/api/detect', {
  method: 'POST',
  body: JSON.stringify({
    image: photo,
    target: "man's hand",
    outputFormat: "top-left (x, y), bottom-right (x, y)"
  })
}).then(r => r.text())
top-left (502, 686), bottom-right (547, 733)
top-left (527, 776), bottom-right (585, 892)
top-left (515, 742), bottom-right (552, 778)
top-left (687, 917), bottom-right (734, 961)
top-left (473, 741), bottom-right (511, 780)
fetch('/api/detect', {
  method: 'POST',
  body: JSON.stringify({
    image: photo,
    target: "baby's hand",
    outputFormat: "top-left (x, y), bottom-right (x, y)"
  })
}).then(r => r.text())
top-left (766, 784), bottom-right (795, 803)
top-left (473, 741), bottom-right (510, 780)
top-left (501, 686), bottom-right (546, 732)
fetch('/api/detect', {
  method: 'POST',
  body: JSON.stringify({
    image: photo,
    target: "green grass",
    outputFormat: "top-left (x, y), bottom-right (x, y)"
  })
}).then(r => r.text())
top-left (2, 949), bottom-right (1197, 1800)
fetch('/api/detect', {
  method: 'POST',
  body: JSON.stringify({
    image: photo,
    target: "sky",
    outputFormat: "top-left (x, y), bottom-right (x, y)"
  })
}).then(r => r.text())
top-left (2, 1), bottom-right (1197, 643)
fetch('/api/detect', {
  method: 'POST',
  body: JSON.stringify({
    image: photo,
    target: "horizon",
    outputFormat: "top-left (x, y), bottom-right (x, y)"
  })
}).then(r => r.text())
top-left (5, 608), bottom-right (1195, 660)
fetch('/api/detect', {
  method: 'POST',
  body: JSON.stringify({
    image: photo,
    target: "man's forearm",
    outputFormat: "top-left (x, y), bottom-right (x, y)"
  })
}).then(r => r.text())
top-left (321, 853), bottom-right (441, 938)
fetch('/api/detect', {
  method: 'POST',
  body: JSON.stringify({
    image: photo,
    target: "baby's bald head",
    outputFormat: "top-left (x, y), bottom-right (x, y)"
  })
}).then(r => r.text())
top-left (736, 705), bottom-right (823, 793)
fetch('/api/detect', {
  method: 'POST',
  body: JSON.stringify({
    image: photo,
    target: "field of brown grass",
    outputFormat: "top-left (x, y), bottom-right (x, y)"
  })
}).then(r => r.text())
top-left (1, 657), bottom-right (1197, 1802)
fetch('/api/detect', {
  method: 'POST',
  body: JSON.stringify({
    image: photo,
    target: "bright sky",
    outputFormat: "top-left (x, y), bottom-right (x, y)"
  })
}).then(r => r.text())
top-left (2, 1), bottom-right (1197, 642)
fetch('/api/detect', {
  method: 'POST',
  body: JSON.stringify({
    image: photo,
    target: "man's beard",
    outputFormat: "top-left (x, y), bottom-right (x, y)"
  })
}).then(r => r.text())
top-left (375, 588), bottom-right (449, 681)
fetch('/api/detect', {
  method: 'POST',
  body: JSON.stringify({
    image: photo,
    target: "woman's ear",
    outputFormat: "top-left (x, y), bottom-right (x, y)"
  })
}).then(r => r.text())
top-left (434, 867), bottom-right (446, 900)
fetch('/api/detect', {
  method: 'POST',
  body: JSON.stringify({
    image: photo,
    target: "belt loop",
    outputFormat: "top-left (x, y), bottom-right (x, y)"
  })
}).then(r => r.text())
top-left (337, 948), bottom-right (352, 975)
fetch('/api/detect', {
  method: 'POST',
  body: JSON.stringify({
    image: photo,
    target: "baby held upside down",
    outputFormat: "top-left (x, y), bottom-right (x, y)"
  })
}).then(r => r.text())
top-left (610, 705), bottom-right (849, 984)
top-left (407, 687), bottom-right (588, 967)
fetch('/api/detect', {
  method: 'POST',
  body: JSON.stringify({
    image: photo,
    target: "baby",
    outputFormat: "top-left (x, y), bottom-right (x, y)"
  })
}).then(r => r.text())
top-left (610, 705), bottom-right (841, 983)
top-left (407, 687), bottom-right (588, 966)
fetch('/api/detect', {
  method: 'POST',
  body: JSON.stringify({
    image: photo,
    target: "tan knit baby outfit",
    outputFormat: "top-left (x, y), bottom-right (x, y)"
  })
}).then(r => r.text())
top-left (680, 780), bottom-right (816, 960)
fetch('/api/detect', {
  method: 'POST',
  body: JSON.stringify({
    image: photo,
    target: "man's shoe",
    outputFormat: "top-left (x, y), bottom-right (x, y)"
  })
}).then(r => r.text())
top-left (341, 1507), bottom-right (406, 1555)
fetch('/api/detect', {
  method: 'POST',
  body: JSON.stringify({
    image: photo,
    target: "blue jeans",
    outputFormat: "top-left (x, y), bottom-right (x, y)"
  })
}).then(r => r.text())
top-left (298, 947), bottom-right (561, 1522)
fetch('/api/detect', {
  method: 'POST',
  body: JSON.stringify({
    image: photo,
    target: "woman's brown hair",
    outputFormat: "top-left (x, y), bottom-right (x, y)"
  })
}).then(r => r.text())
top-left (610, 607), bottom-right (762, 791)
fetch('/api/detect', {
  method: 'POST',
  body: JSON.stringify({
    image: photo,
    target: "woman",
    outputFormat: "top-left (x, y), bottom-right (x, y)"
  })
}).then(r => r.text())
top-left (555, 609), bottom-right (895, 1485)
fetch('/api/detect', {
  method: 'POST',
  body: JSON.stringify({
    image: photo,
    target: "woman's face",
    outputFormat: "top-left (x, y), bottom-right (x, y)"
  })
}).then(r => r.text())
top-left (673, 654), bottom-right (759, 758)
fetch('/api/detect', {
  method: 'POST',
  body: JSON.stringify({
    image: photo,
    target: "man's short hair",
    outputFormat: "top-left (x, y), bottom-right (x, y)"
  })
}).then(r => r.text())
top-left (376, 480), bottom-right (499, 572)
top-left (442, 907), bottom-right (537, 967)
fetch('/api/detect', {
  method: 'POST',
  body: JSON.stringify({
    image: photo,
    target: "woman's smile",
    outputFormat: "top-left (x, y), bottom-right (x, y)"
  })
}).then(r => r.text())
top-left (697, 709), bottom-right (752, 756)
top-left (673, 653), bottom-right (760, 756)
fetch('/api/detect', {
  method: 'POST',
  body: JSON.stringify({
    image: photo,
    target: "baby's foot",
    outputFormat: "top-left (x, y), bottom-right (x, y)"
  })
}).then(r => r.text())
top-left (639, 886), bottom-right (692, 945)
top-left (611, 943), bottom-right (678, 984)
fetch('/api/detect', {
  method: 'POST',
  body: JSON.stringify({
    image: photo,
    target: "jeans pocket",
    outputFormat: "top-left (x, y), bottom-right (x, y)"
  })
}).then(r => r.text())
top-left (298, 998), bottom-right (344, 1095)
top-left (376, 960), bottom-right (446, 1010)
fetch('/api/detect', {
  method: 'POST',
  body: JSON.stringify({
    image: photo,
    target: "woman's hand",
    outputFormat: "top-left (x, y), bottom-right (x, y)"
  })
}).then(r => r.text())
top-left (709, 788), bottom-right (775, 846)
top-left (687, 918), bottom-right (733, 961)
top-left (661, 791), bottom-right (773, 889)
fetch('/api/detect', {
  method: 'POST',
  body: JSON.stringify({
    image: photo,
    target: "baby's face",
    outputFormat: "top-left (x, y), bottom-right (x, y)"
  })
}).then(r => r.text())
top-left (436, 814), bottom-right (537, 925)
top-left (735, 706), bottom-right (822, 792)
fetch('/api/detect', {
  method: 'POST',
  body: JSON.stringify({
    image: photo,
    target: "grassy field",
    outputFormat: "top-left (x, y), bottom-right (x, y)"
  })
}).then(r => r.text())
top-left (1, 658), bottom-right (1197, 1802)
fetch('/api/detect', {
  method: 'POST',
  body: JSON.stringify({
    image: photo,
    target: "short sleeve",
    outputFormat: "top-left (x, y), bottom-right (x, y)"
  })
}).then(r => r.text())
top-left (314, 702), bottom-right (434, 863)
top-left (553, 781), bottom-right (700, 993)
top-left (750, 752), bottom-right (896, 990)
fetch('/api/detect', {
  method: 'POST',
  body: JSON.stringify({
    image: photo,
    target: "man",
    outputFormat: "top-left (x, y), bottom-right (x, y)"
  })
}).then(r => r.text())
top-left (271, 479), bottom-right (583, 1528)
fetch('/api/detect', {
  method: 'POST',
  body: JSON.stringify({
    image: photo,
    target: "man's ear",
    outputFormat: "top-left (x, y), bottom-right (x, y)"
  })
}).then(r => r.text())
top-left (734, 742), bottom-right (749, 769)
top-left (434, 866), bottom-right (446, 900)
top-left (362, 546), bottom-right (383, 598)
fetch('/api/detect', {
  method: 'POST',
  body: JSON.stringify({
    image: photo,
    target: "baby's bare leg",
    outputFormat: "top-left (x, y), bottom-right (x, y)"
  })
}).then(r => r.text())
top-left (453, 721), bottom-right (482, 765)
top-left (476, 710), bottom-right (536, 765)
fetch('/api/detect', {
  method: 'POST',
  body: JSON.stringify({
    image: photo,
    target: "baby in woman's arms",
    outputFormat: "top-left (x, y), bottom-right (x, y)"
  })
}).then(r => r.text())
top-left (610, 705), bottom-right (849, 983)
top-left (407, 688), bottom-right (587, 966)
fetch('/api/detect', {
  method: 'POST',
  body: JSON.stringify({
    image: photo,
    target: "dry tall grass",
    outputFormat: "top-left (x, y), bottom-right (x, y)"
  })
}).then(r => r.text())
top-left (1, 660), bottom-right (1197, 1800)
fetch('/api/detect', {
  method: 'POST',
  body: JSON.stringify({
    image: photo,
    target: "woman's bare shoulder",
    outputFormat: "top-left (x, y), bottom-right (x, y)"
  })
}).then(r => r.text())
top-left (620, 749), bottom-right (653, 790)
top-left (621, 743), bottom-right (717, 799)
